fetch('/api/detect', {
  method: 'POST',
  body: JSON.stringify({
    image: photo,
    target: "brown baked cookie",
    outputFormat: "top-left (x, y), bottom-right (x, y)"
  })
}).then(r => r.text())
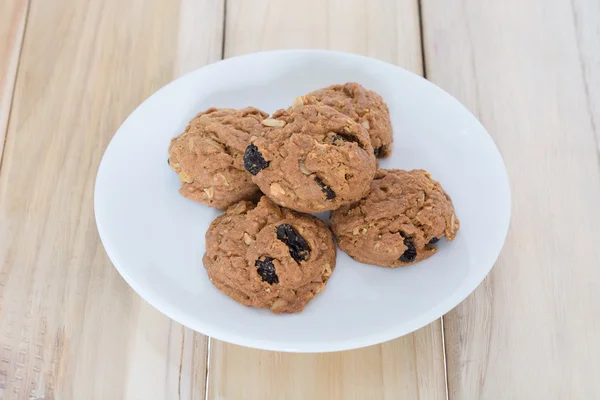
top-left (330, 169), bottom-right (459, 268)
top-left (296, 82), bottom-right (393, 158)
top-left (203, 196), bottom-right (336, 313)
top-left (243, 104), bottom-right (376, 213)
top-left (168, 107), bottom-right (268, 210)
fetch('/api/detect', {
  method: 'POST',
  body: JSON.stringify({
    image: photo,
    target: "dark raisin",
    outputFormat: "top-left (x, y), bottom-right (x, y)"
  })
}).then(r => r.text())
top-left (399, 238), bottom-right (417, 263)
top-left (167, 158), bottom-right (170, 165)
top-left (243, 144), bottom-right (269, 175)
top-left (428, 237), bottom-right (440, 245)
top-left (374, 146), bottom-right (383, 157)
top-left (314, 177), bottom-right (336, 200)
top-left (255, 257), bottom-right (279, 284)
top-left (276, 224), bottom-right (311, 262)
top-left (332, 132), bottom-right (361, 144)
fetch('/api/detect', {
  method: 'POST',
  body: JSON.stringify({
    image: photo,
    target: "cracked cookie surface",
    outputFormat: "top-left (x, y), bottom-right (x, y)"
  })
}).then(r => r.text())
top-left (298, 82), bottom-right (393, 158)
top-left (330, 169), bottom-right (459, 268)
top-left (203, 196), bottom-right (336, 313)
top-left (168, 107), bottom-right (267, 209)
top-left (244, 104), bottom-right (376, 213)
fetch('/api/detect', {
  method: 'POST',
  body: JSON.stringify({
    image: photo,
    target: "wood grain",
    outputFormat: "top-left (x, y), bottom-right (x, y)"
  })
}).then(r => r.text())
top-left (0, 0), bottom-right (223, 398)
top-left (224, 0), bottom-right (423, 71)
top-left (571, 0), bottom-right (600, 154)
top-left (421, 0), bottom-right (600, 398)
top-left (208, 1), bottom-right (446, 399)
top-left (0, 0), bottom-right (28, 163)
top-left (4, 0), bottom-right (597, 397)
top-left (209, 325), bottom-right (445, 400)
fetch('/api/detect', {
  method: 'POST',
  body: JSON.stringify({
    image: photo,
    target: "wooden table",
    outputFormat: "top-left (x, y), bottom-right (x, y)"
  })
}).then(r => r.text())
top-left (1, 0), bottom-right (599, 399)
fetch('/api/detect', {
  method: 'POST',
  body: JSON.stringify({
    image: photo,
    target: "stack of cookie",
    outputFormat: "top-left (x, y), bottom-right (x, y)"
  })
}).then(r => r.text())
top-left (168, 83), bottom-right (459, 314)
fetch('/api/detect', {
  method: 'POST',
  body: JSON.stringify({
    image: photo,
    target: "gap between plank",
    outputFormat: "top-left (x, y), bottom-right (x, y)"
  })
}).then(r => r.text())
top-left (416, 0), bottom-right (428, 78)
top-left (440, 317), bottom-right (450, 400)
top-left (204, 337), bottom-right (212, 400)
top-left (178, 325), bottom-right (185, 399)
top-left (204, 2), bottom-right (227, 398)
top-left (220, 0), bottom-right (228, 59)
top-left (417, 0), bottom-right (450, 398)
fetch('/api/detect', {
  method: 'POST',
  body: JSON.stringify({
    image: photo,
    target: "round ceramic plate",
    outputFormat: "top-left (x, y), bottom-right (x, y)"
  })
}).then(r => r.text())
top-left (95, 50), bottom-right (510, 352)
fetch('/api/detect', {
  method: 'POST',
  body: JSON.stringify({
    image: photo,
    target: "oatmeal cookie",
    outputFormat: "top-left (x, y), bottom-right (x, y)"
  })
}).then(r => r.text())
top-left (203, 197), bottom-right (336, 313)
top-left (168, 107), bottom-right (267, 209)
top-left (243, 104), bottom-right (376, 213)
top-left (330, 169), bottom-right (459, 267)
top-left (297, 82), bottom-right (393, 157)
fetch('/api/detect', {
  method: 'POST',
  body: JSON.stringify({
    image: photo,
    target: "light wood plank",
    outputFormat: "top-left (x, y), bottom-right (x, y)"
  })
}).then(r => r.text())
top-left (210, 324), bottom-right (445, 400)
top-left (224, 0), bottom-right (423, 72)
top-left (0, 0), bottom-right (28, 161)
top-left (421, 0), bottom-right (600, 398)
top-left (0, 0), bottom-right (222, 398)
top-left (209, 1), bottom-right (446, 399)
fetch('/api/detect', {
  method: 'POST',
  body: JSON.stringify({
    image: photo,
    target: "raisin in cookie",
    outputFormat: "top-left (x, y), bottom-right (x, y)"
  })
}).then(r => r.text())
top-left (168, 107), bottom-right (267, 209)
top-left (203, 196), bottom-right (336, 313)
top-left (296, 82), bottom-right (393, 158)
top-left (243, 104), bottom-right (376, 213)
top-left (330, 169), bottom-right (459, 267)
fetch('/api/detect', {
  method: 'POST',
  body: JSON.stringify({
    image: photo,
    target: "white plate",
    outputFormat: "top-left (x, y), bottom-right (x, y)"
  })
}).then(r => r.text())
top-left (95, 50), bottom-right (510, 352)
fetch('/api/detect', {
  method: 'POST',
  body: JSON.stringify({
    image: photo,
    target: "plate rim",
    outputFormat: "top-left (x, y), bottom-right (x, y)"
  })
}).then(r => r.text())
top-left (94, 49), bottom-right (512, 352)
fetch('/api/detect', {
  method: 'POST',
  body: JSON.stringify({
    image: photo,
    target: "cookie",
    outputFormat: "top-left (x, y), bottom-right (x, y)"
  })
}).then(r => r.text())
top-left (297, 82), bottom-right (393, 158)
top-left (203, 196), bottom-right (336, 313)
top-left (243, 104), bottom-right (377, 213)
top-left (330, 169), bottom-right (459, 268)
top-left (168, 107), bottom-right (268, 209)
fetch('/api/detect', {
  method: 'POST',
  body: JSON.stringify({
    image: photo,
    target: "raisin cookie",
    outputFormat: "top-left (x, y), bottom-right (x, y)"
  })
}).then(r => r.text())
top-left (203, 196), bottom-right (336, 313)
top-left (243, 104), bottom-right (376, 213)
top-left (296, 82), bottom-right (393, 158)
top-left (330, 169), bottom-right (459, 268)
top-left (168, 107), bottom-right (268, 209)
